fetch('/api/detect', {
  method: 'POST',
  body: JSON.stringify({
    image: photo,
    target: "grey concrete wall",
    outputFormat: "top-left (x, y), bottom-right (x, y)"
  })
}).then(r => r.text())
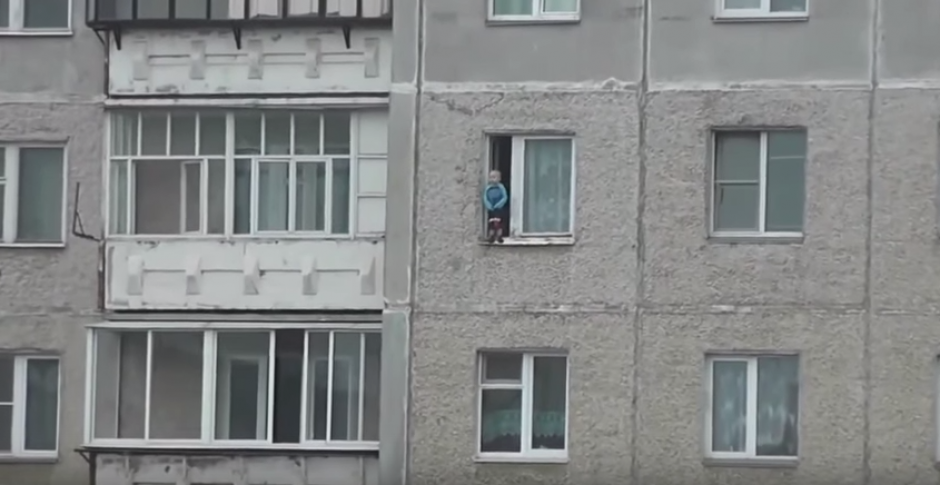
top-left (0, 0), bottom-right (106, 482)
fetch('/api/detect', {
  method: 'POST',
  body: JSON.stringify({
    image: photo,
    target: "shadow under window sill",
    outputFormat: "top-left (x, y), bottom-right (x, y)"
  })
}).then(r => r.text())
top-left (703, 457), bottom-right (799, 469)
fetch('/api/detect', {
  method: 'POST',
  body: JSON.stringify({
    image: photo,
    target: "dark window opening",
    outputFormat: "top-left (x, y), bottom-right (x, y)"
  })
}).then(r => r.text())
top-left (486, 136), bottom-right (513, 237)
top-left (272, 329), bottom-right (304, 443)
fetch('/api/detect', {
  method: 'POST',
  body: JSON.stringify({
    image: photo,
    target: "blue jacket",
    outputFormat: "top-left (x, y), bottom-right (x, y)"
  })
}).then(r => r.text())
top-left (483, 183), bottom-right (508, 211)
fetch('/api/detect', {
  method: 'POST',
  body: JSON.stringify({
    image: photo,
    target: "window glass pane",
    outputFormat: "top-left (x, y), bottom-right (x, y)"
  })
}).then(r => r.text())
top-left (170, 114), bottom-right (197, 155)
top-left (264, 112), bottom-right (291, 155)
top-left (25, 359), bottom-right (59, 451)
top-left (331, 158), bottom-right (350, 234)
top-left (331, 333), bottom-right (362, 441)
top-left (523, 139), bottom-right (572, 234)
top-left (111, 112), bottom-right (138, 156)
top-left (149, 332), bottom-right (203, 439)
top-left (714, 183), bottom-right (759, 231)
top-left (307, 332), bottom-right (330, 441)
top-left (323, 112), bottom-right (351, 155)
top-left (294, 112), bottom-right (321, 155)
top-left (361, 334), bottom-right (381, 441)
top-left (757, 357), bottom-right (799, 456)
top-left (109, 161), bottom-right (129, 234)
top-left (133, 160), bottom-right (184, 235)
top-left (0, 357), bottom-right (12, 402)
top-left (176, 0), bottom-right (209, 18)
top-left (258, 162), bottom-right (289, 231)
top-left (234, 159), bottom-right (252, 234)
top-left (199, 113), bottom-right (226, 155)
top-left (17, 148), bottom-right (64, 243)
top-left (115, 331), bottom-right (146, 439)
top-left (480, 389), bottom-right (522, 452)
top-left (531, 356), bottom-right (566, 450)
top-left (272, 329), bottom-right (303, 444)
top-left (715, 132), bottom-right (760, 181)
top-left (765, 145), bottom-right (805, 233)
top-left (483, 353), bottom-right (522, 382)
top-left (140, 113), bottom-right (168, 155)
top-left (724, 0), bottom-right (761, 8)
top-left (542, 0), bottom-right (577, 13)
top-left (24, 0), bottom-right (69, 28)
top-left (183, 162), bottom-right (201, 233)
top-left (295, 162), bottom-right (326, 231)
top-left (207, 159), bottom-right (225, 234)
top-left (493, 0), bottom-right (532, 15)
top-left (235, 113), bottom-right (262, 155)
top-left (711, 360), bottom-right (747, 453)
top-left (137, 0), bottom-right (170, 18)
top-left (209, 0), bottom-right (230, 19)
top-left (770, 0), bottom-right (806, 12)
top-left (215, 332), bottom-right (269, 440)
top-left (0, 0), bottom-right (8, 27)
top-left (0, 405), bottom-right (10, 451)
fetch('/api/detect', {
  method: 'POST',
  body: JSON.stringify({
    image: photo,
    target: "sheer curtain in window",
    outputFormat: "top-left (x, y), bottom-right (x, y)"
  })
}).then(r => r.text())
top-left (24, 360), bottom-right (58, 451)
top-left (543, 0), bottom-right (578, 12)
top-left (523, 140), bottom-right (572, 234)
top-left (18, 148), bottom-right (64, 243)
top-left (756, 357), bottom-right (799, 456)
top-left (493, 0), bottom-right (531, 15)
top-left (711, 361), bottom-right (747, 452)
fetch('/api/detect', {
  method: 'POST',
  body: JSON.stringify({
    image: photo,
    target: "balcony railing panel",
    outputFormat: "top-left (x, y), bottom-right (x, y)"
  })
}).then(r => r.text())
top-left (89, 0), bottom-right (391, 25)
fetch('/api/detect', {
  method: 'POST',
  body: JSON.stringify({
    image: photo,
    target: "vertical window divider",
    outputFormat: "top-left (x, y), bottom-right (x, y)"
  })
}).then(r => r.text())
top-left (199, 158), bottom-right (209, 234)
top-left (265, 330), bottom-right (276, 444)
top-left (201, 330), bottom-right (216, 443)
top-left (325, 330), bottom-right (335, 443)
top-left (143, 330), bottom-right (153, 441)
top-left (324, 158), bottom-right (334, 234)
top-left (520, 354), bottom-right (533, 453)
top-left (127, 155), bottom-right (137, 233)
top-left (745, 357), bottom-right (759, 456)
top-left (299, 330), bottom-right (310, 443)
top-left (194, 113), bottom-right (202, 157)
top-left (349, 115), bottom-right (359, 239)
top-left (260, 113), bottom-right (267, 157)
top-left (357, 332), bottom-right (366, 440)
top-left (223, 112), bottom-right (235, 236)
top-left (289, 113), bottom-right (296, 157)
top-left (10, 357), bottom-right (26, 454)
top-left (510, 137), bottom-right (525, 238)
top-left (164, 114), bottom-right (172, 156)
top-left (288, 159), bottom-right (297, 232)
top-left (758, 131), bottom-right (768, 233)
top-left (8, 0), bottom-right (23, 29)
top-left (83, 329), bottom-right (96, 444)
top-left (250, 158), bottom-right (260, 234)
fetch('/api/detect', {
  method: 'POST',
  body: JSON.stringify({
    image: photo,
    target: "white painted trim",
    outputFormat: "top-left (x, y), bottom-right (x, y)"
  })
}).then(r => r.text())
top-left (487, 0), bottom-right (580, 21)
top-left (0, 356), bottom-right (61, 458)
top-left (104, 98), bottom-right (390, 108)
top-left (215, 353), bottom-right (267, 441)
top-left (83, 329), bottom-right (95, 444)
top-left (0, 144), bottom-right (69, 246)
top-left (714, 0), bottom-right (808, 19)
top-left (508, 136), bottom-right (575, 238)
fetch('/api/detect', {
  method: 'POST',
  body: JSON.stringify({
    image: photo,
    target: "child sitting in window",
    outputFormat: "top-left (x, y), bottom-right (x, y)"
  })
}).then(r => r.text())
top-left (483, 170), bottom-right (508, 244)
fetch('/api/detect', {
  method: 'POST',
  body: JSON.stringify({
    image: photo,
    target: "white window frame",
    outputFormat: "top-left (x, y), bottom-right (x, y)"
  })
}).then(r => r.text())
top-left (709, 131), bottom-right (803, 238)
top-left (476, 352), bottom-right (569, 462)
top-left (714, 0), bottom-right (808, 19)
top-left (0, 0), bottom-right (72, 35)
top-left (106, 110), bottom-right (363, 239)
top-left (497, 136), bottom-right (576, 239)
top-left (704, 355), bottom-right (799, 460)
top-left (84, 322), bottom-right (380, 451)
top-left (0, 144), bottom-right (69, 248)
top-left (215, 354), bottom-right (268, 441)
top-left (0, 356), bottom-right (61, 458)
top-left (488, 0), bottom-right (580, 22)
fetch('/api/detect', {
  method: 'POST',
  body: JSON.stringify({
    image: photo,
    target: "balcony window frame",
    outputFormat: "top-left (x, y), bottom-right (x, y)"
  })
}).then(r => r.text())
top-left (0, 0), bottom-right (72, 35)
top-left (714, 0), bottom-right (808, 20)
top-left (0, 144), bottom-right (69, 248)
top-left (105, 110), bottom-right (372, 240)
top-left (83, 322), bottom-right (382, 451)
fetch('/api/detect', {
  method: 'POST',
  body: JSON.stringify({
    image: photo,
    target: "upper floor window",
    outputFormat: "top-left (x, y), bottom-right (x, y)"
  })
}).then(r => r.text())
top-left (716, 0), bottom-right (807, 19)
top-left (711, 130), bottom-right (806, 238)
top-left (107, 110), bottom-right (388, 238)
top-left (0, 145), bottom-right (67, 246)
top-left (0, 356), bottom-right (60, 458)
top-left (487, 135), bottom-right (575, 242)
top-left (489, 0), bottom-right (579, 22)
top-left (0, 0), bottom-right (71, 33)
top-left (706, 355), bottom-right (799, 460)
top-left (89, 327), bottom-right (381, 448)
top-left (92, 0), bottom-right (390, 22)
top-left (477, 352), bottom-right (568, 462)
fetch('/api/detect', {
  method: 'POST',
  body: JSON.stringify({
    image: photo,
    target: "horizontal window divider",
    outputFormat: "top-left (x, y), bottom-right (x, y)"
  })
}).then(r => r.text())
top-left (86, 322), bottom-right (384, 330)
top-left (714, 179), bottom-right (761, 184)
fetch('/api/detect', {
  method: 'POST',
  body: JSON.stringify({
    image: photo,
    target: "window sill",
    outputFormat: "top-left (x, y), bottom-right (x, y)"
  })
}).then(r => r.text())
top-left (480, 236), bottom-right (575, 247)
top-left (486, 16), bottom-right (580, 26)
top-left (0, 242), bottom-right (66, 249)
top-left (474, 454), bottom-right (568, 465)
top-left (0, 454), bottom-right (58, 463)
top-left (0, 30), bottom-right (73, 37)
top-left (712, 14), bottom-right (808, 23)
top-left (708, 234), bottom-right (803, 245)
top-left (703, 457), bottom-right (798, 469)
top-left (79, 444), bottom-right (379, 457)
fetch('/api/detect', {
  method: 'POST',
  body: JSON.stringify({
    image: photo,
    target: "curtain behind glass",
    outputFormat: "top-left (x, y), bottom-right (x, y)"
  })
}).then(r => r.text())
top-left (711, 361), bottom-right (746, 452)
top-left (756, 357), bottom-right (799, 456)
top-left (493, 0), bottom-right (532, 15)
top-left (543, 0), bottom-right (577, 12)
top-left (523, 140), bottom-right (572, 234)
top-left (17, 148), bottom-right (64, 243)
top-left (24, 360), bottom-right (58, 451)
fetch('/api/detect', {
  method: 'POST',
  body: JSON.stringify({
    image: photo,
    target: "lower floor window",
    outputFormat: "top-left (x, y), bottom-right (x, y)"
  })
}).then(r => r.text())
top-left (477, 352), bottom-right (568, 458)
top-left (90, 327), bottom-right (381, 447)
top-left (0, 356), bottom-right (60, 456)
top-left (706, 355), bottom-right (800, 458)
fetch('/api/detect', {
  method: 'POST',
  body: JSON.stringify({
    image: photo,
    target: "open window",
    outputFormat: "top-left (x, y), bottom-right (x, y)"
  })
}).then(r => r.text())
top-left (486, 134), bottom-right (575, 241)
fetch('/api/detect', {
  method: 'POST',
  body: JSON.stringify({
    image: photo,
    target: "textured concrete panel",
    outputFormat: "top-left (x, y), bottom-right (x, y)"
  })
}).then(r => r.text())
top-left (410, 312), bottom-right (633, 485)
top-left (638, 311), bottom-right (865, 485)
top-left (0, 103), bottom-right (104, 317)
top-left (643, 89), bottom-right (869, 306)
top-left (423, 0), bottom-right (642, 82)
top-left (649, 0), bottom-right (870, 83)
top-left (871, 89), bottom-right (940, 311)
top-left (415, 91), bottom-right (639, 309)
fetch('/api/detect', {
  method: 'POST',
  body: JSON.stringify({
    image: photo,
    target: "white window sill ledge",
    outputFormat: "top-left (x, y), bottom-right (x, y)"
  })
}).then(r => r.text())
top-left (474, 454), bottom-right (568, 465)
top-left (0, 242), bottom-right (66, 249)
top-left (703, 457), bottom-right (798, 468)
top-left (0, 30), bottom-right (73, 37)
top-left (0, 454), bottom-right (58, 463)
top-left (480, 236), bottom-right (575, 247)
top-left (487, 17), bottom-right (580, 26)
top-left (712, 14), bottom-right (808, 23)
top-left (82, 443), bottom-right (379, 453)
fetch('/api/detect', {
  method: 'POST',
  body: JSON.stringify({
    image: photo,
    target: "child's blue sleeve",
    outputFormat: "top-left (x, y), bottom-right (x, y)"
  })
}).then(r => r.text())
top-left (483, 187), bottom-right (495, 211)
top-left (495, 184), bottom-right (509, 209)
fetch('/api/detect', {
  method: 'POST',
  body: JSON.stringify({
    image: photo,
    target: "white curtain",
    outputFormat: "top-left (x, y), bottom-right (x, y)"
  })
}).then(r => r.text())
top-left (523, 140), bottom-right (572, 234)
top-left (493, 0), bottom-right (531, 15)
top-left (543, 0), bottom-right (577, 13)
top-left (17, 148), bottom-right (64, 243)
